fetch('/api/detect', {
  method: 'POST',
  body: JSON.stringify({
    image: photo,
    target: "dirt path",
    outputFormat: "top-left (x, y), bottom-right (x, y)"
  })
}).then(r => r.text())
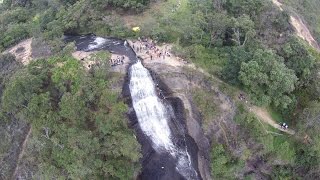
top-left (289, 15), bottom-right (320, 51)
top-left (272, 0), bottom-right (320, 51)
top-left (272, 0), bottom-right (283, 11)
top-left (251, 106), bottom-right (295, 135)
top-left (11, 126), bottom-right (31, 179)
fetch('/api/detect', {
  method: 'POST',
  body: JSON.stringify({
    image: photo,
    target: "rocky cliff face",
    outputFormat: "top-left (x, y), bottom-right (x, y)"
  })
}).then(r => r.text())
top-left (142, 60), bottom-right (279, 179)
top-left (140, 64), bottom-right (210, 180)
top-left (272, 0), bottom-right (320, 51)
top-left (142, 61), bottom-right (241, 180)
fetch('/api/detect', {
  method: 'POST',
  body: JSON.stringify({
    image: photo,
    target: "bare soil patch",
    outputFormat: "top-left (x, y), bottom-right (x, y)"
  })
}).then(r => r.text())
top-left (290, 15), bottom-right (320, 50)
top-left (3, 38), bottom-right (33, 65)
top-left (72, 51), bottom-right (97, 70)
top-left (272, 0), bottom-right (320, 51)
top-left (251, 106), bottom-right (295, 135)
top-left (72, 50), bottom-right (130, 73)
top-left (272, 0), bottom-right (284, 11)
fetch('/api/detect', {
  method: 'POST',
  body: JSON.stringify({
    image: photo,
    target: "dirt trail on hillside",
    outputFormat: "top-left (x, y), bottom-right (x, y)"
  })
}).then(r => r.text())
top-left (272, 0), bottom-right (283, 11)
top-left (11, 126), bottom-right (31, 179)
top-left (251, 106), bottom-right (295, 135)
top-left (272, 0), bottom-right (320, 51)
top-left (289, 15), bottom-right (320, 50)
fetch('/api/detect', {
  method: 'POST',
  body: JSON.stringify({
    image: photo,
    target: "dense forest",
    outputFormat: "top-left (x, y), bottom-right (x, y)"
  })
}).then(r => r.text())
top-left (0, 52), bottom-right (142, 178)
top-left (0, 0), bottom-right (320, 179)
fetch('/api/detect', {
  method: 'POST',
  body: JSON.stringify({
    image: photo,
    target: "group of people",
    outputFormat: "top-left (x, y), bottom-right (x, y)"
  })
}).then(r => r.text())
top-left (239, 93), bottom-right (248, 104)
top-left (238, 93), bottom-right (246, 100)
top-left (109, 56), bottom-right (125, 67)
top-left (280, 122), bottom-right (289, 129)
top-left (131, 37), bottom-right (172, 61)
top-left (146, 47), bottom-right (171, 61)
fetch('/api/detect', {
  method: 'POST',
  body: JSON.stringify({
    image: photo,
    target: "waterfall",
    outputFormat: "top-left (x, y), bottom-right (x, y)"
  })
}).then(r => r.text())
top-left (129, 61), bottom-right (198, 180)
top-left (64, 34), bottom-right (200, 179)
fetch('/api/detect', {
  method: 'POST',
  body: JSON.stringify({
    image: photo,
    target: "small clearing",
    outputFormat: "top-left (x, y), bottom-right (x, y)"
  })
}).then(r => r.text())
top-left (3, 38), bottom-right (33, 65)
top-left (72, 51), bottom-right (98, 70)
top-left (251, 106), bottom-right (295, 135)
top-left (72, 50), bottom-right (130, 73)
top-left (128, 39), bottom-right (224, 85)
top-left (122, 0), bottom-right (164, 28)
top-left (122, 0), bottom-right (185, 28)
top-left (128, 40), bottom-right (187, 67)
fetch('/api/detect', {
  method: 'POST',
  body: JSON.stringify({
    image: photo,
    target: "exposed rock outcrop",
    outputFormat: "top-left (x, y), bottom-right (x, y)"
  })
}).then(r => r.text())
top-left (3, 38), bottom-right (32, 65)
top-left (272, 0), bottom-right (320, 51)
top-left (143, 61), bottom-right (239, 180)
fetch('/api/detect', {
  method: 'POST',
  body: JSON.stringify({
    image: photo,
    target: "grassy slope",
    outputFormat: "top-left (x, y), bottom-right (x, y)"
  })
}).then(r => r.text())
top-left (267, 107), bottom-right (284, 123)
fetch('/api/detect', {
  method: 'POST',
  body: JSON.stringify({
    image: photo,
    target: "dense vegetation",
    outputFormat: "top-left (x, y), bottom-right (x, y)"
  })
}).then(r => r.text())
top-left (142, 0), bottom-right (319, 178)
top-left (0, 50), bottom-right (141, 179)
top-left (0, 0), bottom-right (152, 51)
top-left (0, 54), bottom-right (22, 100)
top-left (0, 0), bottom-right (320, 179)
top-left (137, 0), bottom-right (319, 111)
top-left (0, 0), bottom-right (147, 178)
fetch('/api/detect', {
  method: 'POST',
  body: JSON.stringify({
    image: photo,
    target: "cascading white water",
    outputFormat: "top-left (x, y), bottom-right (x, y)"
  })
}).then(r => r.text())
top-left (87, 37), bottom-right (107, 50)
top-left (129, 61), bottom-right (198, 180)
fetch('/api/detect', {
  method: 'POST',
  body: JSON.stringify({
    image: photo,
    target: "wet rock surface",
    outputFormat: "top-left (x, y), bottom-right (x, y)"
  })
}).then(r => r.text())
top-left (143, 63), bottom-right (214, 180)
top-left (123, 66), bottom-right (202, 180)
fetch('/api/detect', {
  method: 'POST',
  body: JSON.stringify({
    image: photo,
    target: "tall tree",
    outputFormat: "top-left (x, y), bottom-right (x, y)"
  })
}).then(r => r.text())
top-left (282, 37), bottom-right (315, 87)
top-left (239, 49), bottom-right (298, 108)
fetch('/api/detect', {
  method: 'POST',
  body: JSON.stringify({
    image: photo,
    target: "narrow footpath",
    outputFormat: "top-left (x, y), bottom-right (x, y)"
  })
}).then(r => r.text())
top-left (251, 106), bottom-right (295, 135)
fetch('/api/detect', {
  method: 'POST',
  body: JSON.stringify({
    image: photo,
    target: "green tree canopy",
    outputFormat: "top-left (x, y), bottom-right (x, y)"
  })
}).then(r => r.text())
top-left (239, 49), bottom-right (298, 108)
top-left (1, 55), bottom-right (141, 179)
top-left (282, 37), bottom-right (315, 87)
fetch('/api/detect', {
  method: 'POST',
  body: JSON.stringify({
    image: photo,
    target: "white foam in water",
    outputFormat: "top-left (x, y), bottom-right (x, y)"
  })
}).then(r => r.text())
top-left (87, 37), bottom-right (107, 50)
top-left (129, 61), bottom-right (198, 180)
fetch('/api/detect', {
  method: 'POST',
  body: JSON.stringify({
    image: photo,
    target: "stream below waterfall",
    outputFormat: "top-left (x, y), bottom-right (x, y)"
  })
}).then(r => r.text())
top-left (65, 34), bottom-right (201, 180)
